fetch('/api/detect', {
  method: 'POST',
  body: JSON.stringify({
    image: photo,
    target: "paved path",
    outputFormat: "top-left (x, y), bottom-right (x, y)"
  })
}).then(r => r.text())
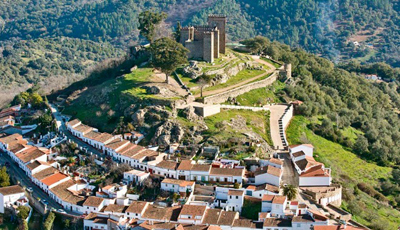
top-left (266, 104), bottom-right (289, 150)
top-left (50, 104), bottom-right (105, 159)
top-left (278, 153), bottom-right (298, 186)
top-left (194, 55), bottom-right (277, 98)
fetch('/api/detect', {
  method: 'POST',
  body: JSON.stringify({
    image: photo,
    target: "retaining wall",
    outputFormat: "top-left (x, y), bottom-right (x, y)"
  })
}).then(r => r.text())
top-left (203, 71), bottom-right (278, 104)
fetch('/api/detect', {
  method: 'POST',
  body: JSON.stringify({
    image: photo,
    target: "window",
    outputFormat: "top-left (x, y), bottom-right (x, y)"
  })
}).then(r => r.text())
top-left (236, 196), bottom-right (238, 199)
top-left (230, 196), bottom-right (232, 199)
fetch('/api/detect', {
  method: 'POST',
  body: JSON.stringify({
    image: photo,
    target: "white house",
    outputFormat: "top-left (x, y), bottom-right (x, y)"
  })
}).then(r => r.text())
top-left (125, 201), bottom-right (149, 219)
top-left (0, 185), bottom-right (26, 213)
top-left (209, 167), bottom-right (244, 184)
top-left (299, 165), bottom-right (331, 187)
top-left (160, 178), bottom-right (195, 196)
top-left (177, 160), bottom-right (193, 180)
top-left (84, 213), bottom-right (109, 230)
top-left (293, 156), bottom-right (323, 174)
top-left (254, 166), bottom-right (282, 186)
top-left (40, 172), bottom-right (70, 193)
top-left (245, 184), bottom-right (280, 199)
top-left (290, 144), bottom-right (314, 158)
top-left (292, 210), bottom-right (329, 230)
top-left (83, 196), bottom-right (105, 214)
top-left (190, 164), bottom-right (211, 182)
top-left (178, 204), bottom-right (208, 225)
top-left (261, 195), bottom-right (287, 217)
top-left (99, 184), bottom-right (127, 198)
top-left (226, 189), bottom-right (244, 212)
top-left (153, 160), bottom-right (178, 179)
top-left (123, 169), bottom-right (150, 185)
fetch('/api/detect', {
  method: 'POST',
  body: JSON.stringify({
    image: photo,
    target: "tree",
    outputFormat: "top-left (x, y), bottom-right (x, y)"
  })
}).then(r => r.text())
top-left (0, 166), bottom-right (10, 187)
top-left (43, 211), bottom-right (56, 230)
top-left (17, 206), bottom-right (30, 220)
top-left (174, 21), bottom-right (181, 43)
top-left (138, 11), bottom-right (167, 43)
top-left (282, 184), bottom-right (297, 200)
top-left (150, 37), bottom-right (188, 84)
top-left (197, 74), bottom-right (213, 97)
top-left (30, 92), bottom-right (43, 108)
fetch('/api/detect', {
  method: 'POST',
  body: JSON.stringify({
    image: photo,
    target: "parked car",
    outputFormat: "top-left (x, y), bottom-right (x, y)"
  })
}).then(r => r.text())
top-left (41, 199), bottom-right (49, 205)
top-left (26, 187), bottom-right (33, 193)
top-left (57, 209), bottom-right (66, 214)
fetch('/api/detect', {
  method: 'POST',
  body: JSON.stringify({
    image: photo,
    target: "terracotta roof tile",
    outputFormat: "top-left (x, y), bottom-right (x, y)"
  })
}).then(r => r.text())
top-left (177, 160), bottom-right (193, 171)
top-left (41, 172), bottom-right (68, 186)
top-left (126, 201), bottom-right (148, 214)
top-left (83, 196), bottom-right (104, 207)
top-left (179, 205), bottom-right (207, 217)
top-left (210, 167), bottom-right (243, 176)
top-left (0, 185), bottom-right (24, 195)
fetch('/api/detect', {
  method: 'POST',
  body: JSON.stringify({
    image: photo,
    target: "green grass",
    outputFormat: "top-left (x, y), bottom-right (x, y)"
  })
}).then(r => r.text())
top-left (63, 68), bottom-right (180, 132)
top-left (234, 81), bottom-right (285, 106)
top-left (202, 69), bottom-right (266, 93)
top-left (341, 126), bottom-right (364, 143)
top-left (205, 109), bottom-right (272, 146)
top-left (286, 116), bottom-right (400, 228)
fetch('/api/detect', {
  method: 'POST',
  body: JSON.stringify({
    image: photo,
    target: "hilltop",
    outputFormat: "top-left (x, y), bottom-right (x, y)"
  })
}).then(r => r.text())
top-left (2, 0), bottom-right (400, 106)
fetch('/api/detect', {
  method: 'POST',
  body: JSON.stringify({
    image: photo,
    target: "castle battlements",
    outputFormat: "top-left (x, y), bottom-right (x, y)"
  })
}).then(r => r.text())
top-left (179, 15), bottom-right (226, 63)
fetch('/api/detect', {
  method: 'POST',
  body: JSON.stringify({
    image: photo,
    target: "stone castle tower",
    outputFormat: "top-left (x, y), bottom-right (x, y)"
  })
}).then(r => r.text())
top-left (180, 15), bottom-right (227, 63)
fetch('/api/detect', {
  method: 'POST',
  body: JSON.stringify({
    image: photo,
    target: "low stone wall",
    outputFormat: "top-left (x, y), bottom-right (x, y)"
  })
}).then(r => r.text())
top-left (278, 104), bottom-right (293, 148)
top-left (203, 71), bottom-right (278, 104)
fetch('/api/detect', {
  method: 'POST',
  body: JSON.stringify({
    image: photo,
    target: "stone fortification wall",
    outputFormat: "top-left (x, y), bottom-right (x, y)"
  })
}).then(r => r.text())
top-left (203, 71), bottom-right (278, 104)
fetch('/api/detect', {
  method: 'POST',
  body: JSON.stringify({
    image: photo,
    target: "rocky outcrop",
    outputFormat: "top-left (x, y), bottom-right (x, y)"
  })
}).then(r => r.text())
top-left (152, 121), bottom-right (185, 146)
top-left (183, 61), bottom-right (203, 79)
top-left (131, 105), bottom-right (172, 126)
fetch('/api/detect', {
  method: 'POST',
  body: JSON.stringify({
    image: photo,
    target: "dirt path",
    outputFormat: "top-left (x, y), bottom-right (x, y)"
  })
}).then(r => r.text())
top-left (194, 55), bottom-right (277, 98)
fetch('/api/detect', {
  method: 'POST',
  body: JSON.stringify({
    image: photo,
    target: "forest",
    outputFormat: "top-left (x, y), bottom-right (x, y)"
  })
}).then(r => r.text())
top-left (242, 36), bottom-right (400, 226)
top-left (1, 0), bottom-right (400, 106)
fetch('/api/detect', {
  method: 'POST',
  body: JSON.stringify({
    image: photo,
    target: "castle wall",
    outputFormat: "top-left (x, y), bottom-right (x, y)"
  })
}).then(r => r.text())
top-left (185, 40), bottom-right (204, 60)
top-left (203, 32), bottom-right (214, 63)
top-left (208, 16), bottom-right (226, 54)
top-left (180, 29), bottom-right (190, 45)
top-left (213, 30), bottom-right (220, 59)
top-left (203, 71), bottom-right (278, 104)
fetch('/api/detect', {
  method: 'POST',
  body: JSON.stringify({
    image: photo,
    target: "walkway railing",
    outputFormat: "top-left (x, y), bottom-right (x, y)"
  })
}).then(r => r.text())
top-left (220, 104), bottom-right (270, 112)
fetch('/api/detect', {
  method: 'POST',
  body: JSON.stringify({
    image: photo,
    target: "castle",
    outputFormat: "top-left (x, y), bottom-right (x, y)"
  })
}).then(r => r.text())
top-left (180, 15), bottom-right (227, 63)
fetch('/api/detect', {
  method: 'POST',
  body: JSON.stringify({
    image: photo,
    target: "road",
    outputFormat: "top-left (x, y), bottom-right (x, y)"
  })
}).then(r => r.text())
top-left (278, 152), bottom-right (298, 186)
top-left (0, 152), bottom-right (62, 211)
top-left (50, 104), bottom-right (105, 159)
top-left (266, 104), bottom-right (288, 150)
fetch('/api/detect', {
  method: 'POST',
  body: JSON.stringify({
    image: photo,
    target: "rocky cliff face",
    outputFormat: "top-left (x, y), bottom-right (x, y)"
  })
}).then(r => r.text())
top-left (129, 105), bottom-right (207, 147)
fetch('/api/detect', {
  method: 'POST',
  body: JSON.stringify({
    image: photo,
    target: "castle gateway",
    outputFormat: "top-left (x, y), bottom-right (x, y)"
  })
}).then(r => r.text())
top-left (180, 15), bottom-right (227, 63)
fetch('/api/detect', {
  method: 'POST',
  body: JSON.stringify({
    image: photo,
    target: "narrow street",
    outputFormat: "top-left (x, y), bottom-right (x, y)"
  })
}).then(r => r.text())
top-left (0, 152), bottom-right (62, 210)
top-left (278, 152), bottom-right (298, 187)
top-left (50, 104), bottom-right (105, 159)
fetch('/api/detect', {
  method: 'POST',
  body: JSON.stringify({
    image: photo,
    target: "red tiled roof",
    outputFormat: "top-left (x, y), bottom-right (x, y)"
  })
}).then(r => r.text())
top-left (41, 173), bottom-right (68, 186)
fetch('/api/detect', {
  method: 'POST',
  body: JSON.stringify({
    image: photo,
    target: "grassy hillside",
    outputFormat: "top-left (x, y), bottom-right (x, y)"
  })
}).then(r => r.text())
top-left (63, 68), bottom-right (181, 132)
top-left (286, 116), bottom-right (400, 229)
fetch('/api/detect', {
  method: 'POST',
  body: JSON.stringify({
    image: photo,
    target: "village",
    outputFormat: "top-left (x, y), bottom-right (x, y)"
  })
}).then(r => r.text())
top-left (0, 15), bottom-right (370, 230)
top-left (0, 98), bottom-right (365, 230)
